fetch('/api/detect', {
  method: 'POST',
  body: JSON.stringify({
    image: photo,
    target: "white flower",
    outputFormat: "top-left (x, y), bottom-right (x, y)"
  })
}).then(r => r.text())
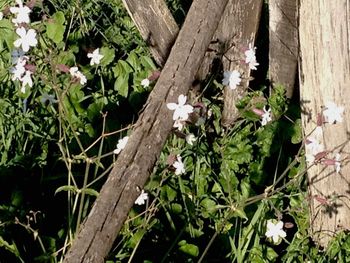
top-left (14, 27), bottom-right (37, 52)
top-left (323, 101), bottom-right (344, 124)
top-left (134, 190), bottom-right (148, 205)
top-left (87, 48), bottom-right (103, 66)
top-left (10, 0), bottom-right (31, 25)
top-left (167, 94), bottom-right (193, 121)
top-left (305, 137), bottom-right (324, 164)
top-left (69, 67), bottom-right (87, 85)
top-left (173, 119), bottom-right (185, 131)
top-left (0, 12), bottom-right (3, 21)
top-left (265, 220), bottom-right (286, 244)
top-left (10, 58), bottom-right (26, 81)
top-left (141, 78), bottom-right (150, 88)
top-left (305, 137), bottom-right (324, 155)
top-left (76, 71), bottom-right (87, 85)
top-left (261, 106), bottom-right (272, 126)
top-left (244, 43), bottom-right (259, 70)
top-left (173, 155), bottom-right (185, 175)
top-left (69, 66), bottom-right (78, 76)
top-left (185, 134), bottom-right (196, 145)
top-left (20, 70), bottom-right (33, 89)
top-left (222, 70), bottom-right (241, 90)
top-left (335, 153), bottom-right (341, 173)
top-left (113, 136), bottom-right (129, 154)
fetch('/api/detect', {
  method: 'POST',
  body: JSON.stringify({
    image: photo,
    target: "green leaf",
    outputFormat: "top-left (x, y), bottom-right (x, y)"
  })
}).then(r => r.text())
top-left (232, 207), bottom-right (247, 221)
top-left (290, 119), bottom-right (302, 144)
top-left (0, 236), bottom-right (23, 262)
top-left (140, 56), bottom-right (156, 70)
top-left (129, 229), bottom-right (146, 249)
top-left (178, 241), bottom-right (199, 257)
top-left (81, 188), bottom-right (99, 197)
top-left (114, 74), bottom-right (129, 97)
top-left (55, 185), bottom-right (78, 195)
top-left (0, 19), bottom-right (15, 48)
top-left (46, 11), bottom-right (66, 44)
top-left (100, 47), bottom-right (115, 66)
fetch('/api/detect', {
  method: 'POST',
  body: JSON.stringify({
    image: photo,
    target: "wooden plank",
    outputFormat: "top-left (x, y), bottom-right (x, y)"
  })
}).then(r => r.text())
top-left (198, 0), bottom-right (262, 127)
top-left (122, 0), bottom-right (179, 66)
top-left (299, 0), bottom-right (350, 247)
top-left (269, 0), bottom-right (298, 98)
top-left (63, 0), bottom-right (229, 262)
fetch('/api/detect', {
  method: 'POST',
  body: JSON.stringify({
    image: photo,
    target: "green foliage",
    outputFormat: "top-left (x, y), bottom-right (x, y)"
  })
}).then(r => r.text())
top-left (0, 0), bottom-right (349, 262)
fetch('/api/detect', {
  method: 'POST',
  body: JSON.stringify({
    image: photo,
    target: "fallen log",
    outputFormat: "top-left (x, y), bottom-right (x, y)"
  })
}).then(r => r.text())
top-left (121, 0), bottom-right (179, 66)
top-left (63, 0), bottom-right (229, 262)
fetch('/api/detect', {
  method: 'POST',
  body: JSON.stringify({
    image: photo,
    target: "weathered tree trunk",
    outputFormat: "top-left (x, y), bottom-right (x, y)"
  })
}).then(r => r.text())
top-left (299, 1), bottom-right (350, 247)
top-left (63, 1), bottom-right (228, 262)
top-left (269, 0), bottom-right (298, 98)
top-left (122, 0), bottom-right (179, 66)
top-left (217, 0), bottom-right (262, 127)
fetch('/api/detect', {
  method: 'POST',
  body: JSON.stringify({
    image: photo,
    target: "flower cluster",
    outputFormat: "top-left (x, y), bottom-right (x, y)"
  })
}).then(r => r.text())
top-left (305, 101), bottom-right (345, 174)
top-left (252, 106), bottom-right (272, 126)
top-left (221, 43), bottom-right (259, 90)
top-left (8, 0), bottom-right (37, 93)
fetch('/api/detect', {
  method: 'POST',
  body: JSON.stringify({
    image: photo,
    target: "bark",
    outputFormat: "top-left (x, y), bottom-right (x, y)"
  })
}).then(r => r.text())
top-left (122, 0), bottom-right (179, 66)
top-left (209, 0), bottom-right (262, 127)
top-left (269, 0), bottom-right (298, 99)
top-left (299, 0), bottom-right (350, 247)
top-left (63, 1), bottom-right (228, 262)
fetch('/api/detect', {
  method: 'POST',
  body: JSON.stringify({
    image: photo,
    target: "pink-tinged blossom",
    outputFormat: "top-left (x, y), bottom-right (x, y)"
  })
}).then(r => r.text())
top-left (173, 119), bottom-right (185, 131)
top-left (261, 106), bottom-right (272, 126)
top-left (305, 137), bottom-right (324, 164)
top-left (323, 101), bottom-right (344, 124)
top-left (10, 0), bottom-right (31, 25)
top-left (244, 43), bottom-right (259, 70)
top-left (14, 27), bottom-right (37, 52)
top-left (69, 67), bottom-right (87, 85)
top-left (222, 70), bottom-right (241, 90)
